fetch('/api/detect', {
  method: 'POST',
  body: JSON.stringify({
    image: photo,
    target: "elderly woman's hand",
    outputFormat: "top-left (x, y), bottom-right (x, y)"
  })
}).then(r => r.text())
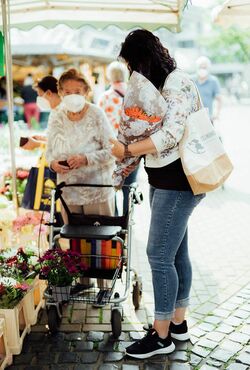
top-left (67, 154), bottom-right (88, 169)
top-left (109, 138), bottom-right (125, 161)
top-left (50, 160), bottom-right (71, 174)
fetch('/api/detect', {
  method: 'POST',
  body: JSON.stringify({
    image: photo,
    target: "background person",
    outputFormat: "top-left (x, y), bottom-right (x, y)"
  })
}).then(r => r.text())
top-left (194, 56), bottom-right (222, 122)
top-left (21, 75), bottom-right (61, 151)
top-left (111, 29), bottom-right (205, 359)
top-left (21, 73), bottom-right (40, 127)
top-left (98, 61), bottom-right (138, 214)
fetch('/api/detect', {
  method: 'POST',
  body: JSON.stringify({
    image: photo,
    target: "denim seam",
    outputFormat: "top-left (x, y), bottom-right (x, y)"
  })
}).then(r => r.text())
top-left (158, 191), bottom-right (183, 314)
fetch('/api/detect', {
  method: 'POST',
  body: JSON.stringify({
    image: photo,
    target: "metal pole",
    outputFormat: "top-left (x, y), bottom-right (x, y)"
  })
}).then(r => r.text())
top-left (1, 0), bottom-right (18, 211)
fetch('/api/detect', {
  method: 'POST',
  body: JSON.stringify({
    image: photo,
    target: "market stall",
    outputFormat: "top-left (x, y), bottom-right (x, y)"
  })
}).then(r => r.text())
top-left (213, 0), bottom-right (250, 28)
top-left (0, 0), bottom-right (189, 210)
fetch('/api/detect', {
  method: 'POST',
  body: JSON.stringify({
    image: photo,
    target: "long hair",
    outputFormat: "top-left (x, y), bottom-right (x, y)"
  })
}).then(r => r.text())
top-left (119, 29), bottom-right (176, 90)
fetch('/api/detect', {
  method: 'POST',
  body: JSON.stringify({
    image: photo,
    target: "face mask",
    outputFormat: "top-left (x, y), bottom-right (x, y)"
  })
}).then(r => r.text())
top-left (62, 94), bottom-right (85, 113)
top-left (36, 96), bottom-right (51, 110)
top-left (198, 68), bottom-right (209, 79)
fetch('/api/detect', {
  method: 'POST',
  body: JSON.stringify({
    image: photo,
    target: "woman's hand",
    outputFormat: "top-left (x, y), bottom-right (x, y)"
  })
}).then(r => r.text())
top-left (50, 160), bottom-right (70, 174)
top-left (67, 154), bottom-right (88, 169)
top-left (22, 137), bottom-right (42, 150)
top-left (109, 138), bottom-right (125, 161)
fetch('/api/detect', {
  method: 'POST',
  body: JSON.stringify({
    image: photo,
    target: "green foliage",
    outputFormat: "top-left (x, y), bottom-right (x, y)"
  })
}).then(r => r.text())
top-left (199, 26), bottom-right (250, 63)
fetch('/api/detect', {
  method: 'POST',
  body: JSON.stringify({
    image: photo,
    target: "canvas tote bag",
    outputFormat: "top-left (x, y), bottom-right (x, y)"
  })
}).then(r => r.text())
top-left (179, 84), bottom-right (233, 195)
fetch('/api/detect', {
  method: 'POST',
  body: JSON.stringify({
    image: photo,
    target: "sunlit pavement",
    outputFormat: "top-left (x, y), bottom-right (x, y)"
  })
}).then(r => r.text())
top-left (7, 101), bottom-right (250, 369)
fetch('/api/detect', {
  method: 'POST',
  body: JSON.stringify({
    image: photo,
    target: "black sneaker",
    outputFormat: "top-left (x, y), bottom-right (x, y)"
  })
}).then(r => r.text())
top-left (169, 320), bottom-right (190, 341)
top-left (125, 328), bottom-right (175, 359)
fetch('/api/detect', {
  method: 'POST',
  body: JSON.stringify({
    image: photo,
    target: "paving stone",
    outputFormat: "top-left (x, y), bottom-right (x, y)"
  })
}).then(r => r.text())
top-left (169, 364), bottom-right (191, 370)
top-left (199, 366), bottom-right (218, 370)
top-left (220, 340), bottom-right (243, 354)
top-left (122, 365), bottom-right (140, 370)
top-left (99, 365), bottom-right (119, 370)
top-left (228, 332), bottom-right (250, 344)
top-left (197, 338), bottom-right (218, 350)
top-left (50, 341), bottom-right (71, 352)
top-left (240, 325), bottom-right (250, 335)
top-left (206, 358), bottom-right (223, 367)
top-left (204, 316), bottom-right (222, 325)
top-left (210, 349), bottom-right (234, 363)
top-left (220, 302), bottom-right (240, 311)
top-left (129, 331), bottom-right (143, 340)
top-left (197, 323), bottom-right (216, 332)
top-left (58, 353), bottom-right (80, 363)
top-left (216, 324), bottom-right (235, 334)
top-left (174, 341), bottom-right (189, 351)
top-left (144, 364), bottom-right (166, 370)
top-left (191, 345), bottom-right (211, 358)
top-left (74, 365), bottom-right (96, 370)
top-left (190, 327), bottom-right (206, 338)
top-left (223, 316), bottom-right (243, 327)
top-left (30, 343), bottom-right (51, 352)
top-left (13, 354), bottom-right (35, 365)
top-left (213, 309), bottom-right (231, 318)
top-left (103, 351), bottom-right (124, 362)
top-left (189, 354), bottom-right (202, 366)
top-left (169, 350), bottom-right (188, 362)
top-left (86, 331), bottom-right (104, 342)
top-left (236, 352), bottom-right (250, 365)
top-left (50, 365), bottom-right (74, 370)
top-left (234, 310), bottom-right (250, 319)
top-left (26, 332), bottom-right (46, 342)
top-left (73, 341), bottom-right (94, 351)
top-left (226, 364), bottom-right (248, 370)
top-left (35, 352), bottom-right (57, 365)
top-left (79, 351), bottom-right (99, 363)
top-left (65, 333), bottom-right (86, 341)
top-left (206, 331), bottom-right (226, 342)
top-left (98, 340), bottom-right (116, 352)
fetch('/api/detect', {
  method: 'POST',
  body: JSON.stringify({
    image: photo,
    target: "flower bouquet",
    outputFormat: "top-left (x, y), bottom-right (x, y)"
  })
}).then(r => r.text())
top-left (0, 277), bottom-right (30, 309)
top-left (38, 248), bottom-right (86, 301)
top-left (113, 71), bottom-right (167, 188)
top-left (1, 169), bottom-right (29, 204)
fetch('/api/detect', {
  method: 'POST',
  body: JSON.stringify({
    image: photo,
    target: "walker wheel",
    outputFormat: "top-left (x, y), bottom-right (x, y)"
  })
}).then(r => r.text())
top-left (47, 305), bottom-right (62, 334)
top-left (111, 309), bottom-right (122, 339)
top-left (132, 280), bottom-right (142, 310)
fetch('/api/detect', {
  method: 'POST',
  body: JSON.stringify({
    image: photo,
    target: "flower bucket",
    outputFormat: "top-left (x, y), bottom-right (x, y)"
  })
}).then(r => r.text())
top-left (51, 286), bottom-right (71, 302)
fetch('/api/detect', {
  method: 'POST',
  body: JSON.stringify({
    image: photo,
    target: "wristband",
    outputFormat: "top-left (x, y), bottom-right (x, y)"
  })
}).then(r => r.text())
top-left (124, 144), bottom-right (132, 158)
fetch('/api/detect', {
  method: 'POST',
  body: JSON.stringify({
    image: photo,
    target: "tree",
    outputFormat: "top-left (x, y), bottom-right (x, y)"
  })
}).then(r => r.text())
top-left (199, 26), bottom-right (250, 63)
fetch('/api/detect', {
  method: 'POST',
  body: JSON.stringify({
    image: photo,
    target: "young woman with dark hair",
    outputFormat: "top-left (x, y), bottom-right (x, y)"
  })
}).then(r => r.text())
top-left (111, 29), bottom-right (205, 359)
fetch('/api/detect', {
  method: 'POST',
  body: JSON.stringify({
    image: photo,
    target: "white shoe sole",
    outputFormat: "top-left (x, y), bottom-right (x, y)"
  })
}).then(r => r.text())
top-left (171, 332), bottom-right (190, 341)
top-left (125, 342), bottom-right (175, 359)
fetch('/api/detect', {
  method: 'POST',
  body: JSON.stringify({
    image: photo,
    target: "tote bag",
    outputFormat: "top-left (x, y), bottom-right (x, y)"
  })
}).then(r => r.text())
top-left (179, 84), bottom-right (233, 195)
top-left (21, 151), bottom-right (59, 211)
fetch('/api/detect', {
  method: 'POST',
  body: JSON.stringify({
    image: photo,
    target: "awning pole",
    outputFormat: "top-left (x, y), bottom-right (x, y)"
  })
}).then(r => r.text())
top-left (1, 0), bottom-right (18, 211)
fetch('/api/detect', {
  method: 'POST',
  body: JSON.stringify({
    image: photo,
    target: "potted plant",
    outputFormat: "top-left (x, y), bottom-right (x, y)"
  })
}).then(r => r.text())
top-left (38, 248), bottom-right (85, 301)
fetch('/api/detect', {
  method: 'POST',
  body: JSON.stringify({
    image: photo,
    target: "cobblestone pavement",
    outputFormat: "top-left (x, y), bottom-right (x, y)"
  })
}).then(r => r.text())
top-left (7, 103), bottom-right (250, 369)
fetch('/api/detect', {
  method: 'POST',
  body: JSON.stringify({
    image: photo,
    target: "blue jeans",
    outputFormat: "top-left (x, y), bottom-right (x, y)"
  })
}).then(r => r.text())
top-left (147, 187), bottom-right (205, 320)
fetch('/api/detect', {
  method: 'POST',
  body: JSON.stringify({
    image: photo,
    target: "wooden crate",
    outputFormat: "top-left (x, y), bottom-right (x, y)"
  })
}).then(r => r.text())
top-left (0, 318), bottom-right (12, 369)
top-left (23, 278), bottom-right (46, 326)
top-left (0, 299), bottom-right (31, 355)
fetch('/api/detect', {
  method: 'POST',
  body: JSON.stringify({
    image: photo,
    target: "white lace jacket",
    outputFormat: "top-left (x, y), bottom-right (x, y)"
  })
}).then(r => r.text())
top-left (46, 104), bottom-right (115, 205)
top-left (146, 69), bottom-right (200, 168)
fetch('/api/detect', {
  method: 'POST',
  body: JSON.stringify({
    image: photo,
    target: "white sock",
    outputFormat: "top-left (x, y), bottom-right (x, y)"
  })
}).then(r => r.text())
top-left (172, 321), bottom-right (183, 325)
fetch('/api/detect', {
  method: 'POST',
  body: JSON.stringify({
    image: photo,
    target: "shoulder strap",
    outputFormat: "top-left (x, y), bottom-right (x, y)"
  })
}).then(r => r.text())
top-left (114, 89), bottom-right (124, 99)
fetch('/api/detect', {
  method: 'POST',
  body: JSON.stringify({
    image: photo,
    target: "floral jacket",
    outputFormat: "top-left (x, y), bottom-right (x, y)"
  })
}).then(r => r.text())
top-left (146, 69), bottom-right (200, 168)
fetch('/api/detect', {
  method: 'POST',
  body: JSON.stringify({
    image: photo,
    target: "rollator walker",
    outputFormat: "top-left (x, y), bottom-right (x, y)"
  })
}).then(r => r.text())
top-left (43, 182), bottom-right (143, 338)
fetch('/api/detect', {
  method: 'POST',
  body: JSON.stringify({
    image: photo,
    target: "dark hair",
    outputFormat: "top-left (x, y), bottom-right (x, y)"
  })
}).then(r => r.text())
top-left (119, 29), bottom-right (176, 90)
top-left (36, 75), bottom-right (58, 94)
top-left (58, 68), bottom-right (90, 93)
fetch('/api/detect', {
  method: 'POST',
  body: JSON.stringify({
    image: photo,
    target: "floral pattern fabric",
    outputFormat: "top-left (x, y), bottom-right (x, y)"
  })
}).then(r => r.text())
top-left (46, 104), bottom-right (115, 205)
top-left (113, 71), bottom-right (168, 188)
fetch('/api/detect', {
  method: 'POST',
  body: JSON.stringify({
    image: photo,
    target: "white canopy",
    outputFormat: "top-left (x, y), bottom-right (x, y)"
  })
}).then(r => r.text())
top-left (1, 0), bottom-right (188, 32)
top-left (213, 0), bottom-right (250, 28)
top-left (0, 0), bottom-right (188, 210)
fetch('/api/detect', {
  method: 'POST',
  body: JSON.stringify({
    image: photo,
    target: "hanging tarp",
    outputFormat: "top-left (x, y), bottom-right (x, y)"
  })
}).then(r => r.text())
top-left (0, 31), bottom-right (4, 76)
top-left (213, 0), bottom-right (250, 28)
top-left (0, 0), bottom-right (188, 32)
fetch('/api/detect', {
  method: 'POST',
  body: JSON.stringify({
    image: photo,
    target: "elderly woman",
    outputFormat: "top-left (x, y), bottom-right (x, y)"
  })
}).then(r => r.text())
top-left (46, 68), bottom-right (115, 222)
